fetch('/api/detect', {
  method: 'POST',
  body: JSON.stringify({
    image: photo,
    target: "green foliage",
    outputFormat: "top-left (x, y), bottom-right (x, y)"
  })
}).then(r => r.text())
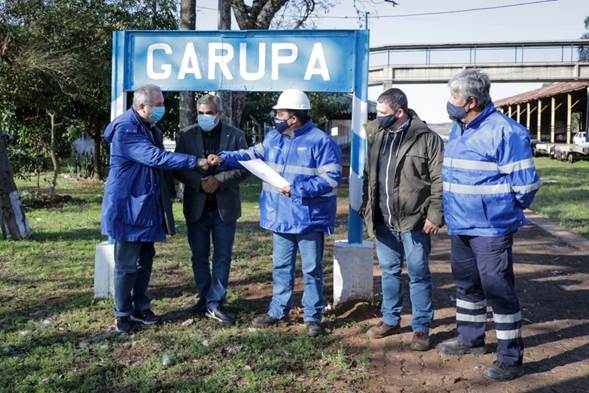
top-left (241, 92), bottom-right (348, 133)
top-left (579, 15), bottom-right (589, 60)
top-left (0, 0), bottom-right (179, 179)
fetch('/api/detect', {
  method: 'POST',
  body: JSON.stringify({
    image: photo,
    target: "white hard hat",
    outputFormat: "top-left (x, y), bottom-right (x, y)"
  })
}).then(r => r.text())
top-left (272, 89), bottom-right (311, 110)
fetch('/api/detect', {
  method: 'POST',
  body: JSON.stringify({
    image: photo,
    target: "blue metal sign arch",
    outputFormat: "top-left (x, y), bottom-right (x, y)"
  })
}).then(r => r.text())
top-left (111, 29), bottom-right (368, 243)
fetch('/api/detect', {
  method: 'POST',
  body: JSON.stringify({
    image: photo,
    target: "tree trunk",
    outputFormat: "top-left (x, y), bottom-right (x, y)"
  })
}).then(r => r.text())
top-left (0, 129), bottom-right (32, 240)
top-left (92, 126), bottom-right (103, 180)
top-left (218, 0), bottom-right (233, 126)
top-left (179, 0), bottom-right (196, 131)
top-left (47, 111), bottom-right (59, 199)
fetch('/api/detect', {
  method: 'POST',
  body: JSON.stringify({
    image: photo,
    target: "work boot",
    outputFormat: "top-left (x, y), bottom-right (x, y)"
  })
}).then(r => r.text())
top-left (366, 320), bottom-right (400, 339)
top-left (410, 331), bottom-right (430, 351)
top-left (439, 338), bottom-right (486, 355)
top-left (483, 361), bottom-right (524, 381)
top-left (251, 313), bottom-right (281, 328)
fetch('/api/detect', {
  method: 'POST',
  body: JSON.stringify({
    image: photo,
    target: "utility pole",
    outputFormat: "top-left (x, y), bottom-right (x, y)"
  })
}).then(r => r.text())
top-left (179, 0), bottom-right (196, 131)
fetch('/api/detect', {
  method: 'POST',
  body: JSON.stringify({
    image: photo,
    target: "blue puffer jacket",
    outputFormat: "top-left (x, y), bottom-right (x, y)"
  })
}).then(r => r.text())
top-left (443, 102), bottom-right (541, 237)
top-left (100, 109), bottom-right (197, 242)
top-left (220, 120), bottom-right (342, 234)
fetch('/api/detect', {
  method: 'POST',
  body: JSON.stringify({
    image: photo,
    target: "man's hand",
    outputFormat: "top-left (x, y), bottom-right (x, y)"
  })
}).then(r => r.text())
top-left (201, 176), bottom-right (221, 194)
top-left (207, 154), bottom-right (224, 166)
top-left (279, 185), bottom-right (291, 198)
top-left (197, 158), bottom-right (209, 171)
top-left (423, 219), bottom-right (441, 235)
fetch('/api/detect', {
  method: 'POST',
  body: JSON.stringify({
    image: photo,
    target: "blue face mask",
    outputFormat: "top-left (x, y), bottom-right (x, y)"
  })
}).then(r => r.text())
top-left (274, 117), bottom-right (290, 133)
top-left (447, 101), bottom-right (470, 123)
top-left (149, 106), bottom-right (166, 123)
top-left (198, 114), bottom-right (217, 132)
top-left (377, 114), bottom-right (397, 130)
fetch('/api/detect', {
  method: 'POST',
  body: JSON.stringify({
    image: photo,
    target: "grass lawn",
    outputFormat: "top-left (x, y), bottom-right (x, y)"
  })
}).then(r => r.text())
top-left (531, 156), bottom-right (589, 239)
top-left (2, 156), bottom-right (587, 392)
top-left (0, 175), bottom-right (368, 393)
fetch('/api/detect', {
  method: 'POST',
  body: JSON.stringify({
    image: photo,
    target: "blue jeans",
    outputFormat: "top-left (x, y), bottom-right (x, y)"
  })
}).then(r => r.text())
top-left (186, 208), bottom-right (236, 310)
top-left (114, 240), bottom-right (155, 317)
top-left (374, 222), bottom-right (434, 333)
top-left (268, 231), bottom-right (324, 323)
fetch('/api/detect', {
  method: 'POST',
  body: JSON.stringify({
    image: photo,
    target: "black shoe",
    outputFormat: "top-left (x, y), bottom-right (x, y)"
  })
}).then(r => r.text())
top-left (484, 361), bottom-right (524, 381)
top-left (251, 313), bottom-right (281, 328)
top-left (130, 309), bottom-right (159, 326)
top-left (305, 322), bottom-right (322, 337)
top-left (115, 316), bottom-right (135, 334)
top-left (191, 300), bottom-right (207, 317)
top-left (206, 307), bottom-right (236, 325)
top-left (439, 338), bottom-right (486, 355)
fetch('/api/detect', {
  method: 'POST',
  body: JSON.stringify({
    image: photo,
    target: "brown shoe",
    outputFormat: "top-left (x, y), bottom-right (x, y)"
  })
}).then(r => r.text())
top-left (410, 331), bottom-right (430, 351)
top-left (367, 320), bottom-right (400, 339)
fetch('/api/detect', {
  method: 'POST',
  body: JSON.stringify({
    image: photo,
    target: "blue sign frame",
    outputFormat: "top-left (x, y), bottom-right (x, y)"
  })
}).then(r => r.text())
top-left (111, 29), bottom-right (369, 243)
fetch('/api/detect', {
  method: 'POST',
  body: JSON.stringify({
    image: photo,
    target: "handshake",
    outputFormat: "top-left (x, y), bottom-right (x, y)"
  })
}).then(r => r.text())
top-left (196, 154), bottom-right (224, 171)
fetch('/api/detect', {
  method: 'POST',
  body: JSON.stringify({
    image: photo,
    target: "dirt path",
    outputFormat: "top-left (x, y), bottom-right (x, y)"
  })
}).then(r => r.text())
top-left (333, 224), bottom-right (589, 393)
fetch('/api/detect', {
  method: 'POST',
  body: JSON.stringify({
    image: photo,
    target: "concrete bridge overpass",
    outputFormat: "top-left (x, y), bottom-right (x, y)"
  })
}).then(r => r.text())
top-left (369, 40), bottom-right (589, 87)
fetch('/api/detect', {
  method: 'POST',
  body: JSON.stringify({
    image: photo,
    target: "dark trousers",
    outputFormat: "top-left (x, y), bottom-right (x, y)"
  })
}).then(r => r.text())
top-left (186, 208), bottom-right (236, 310)
top-left (114, 240), bottom-right (155, 317)
top-left (451, 234), bottom-right (524, 366)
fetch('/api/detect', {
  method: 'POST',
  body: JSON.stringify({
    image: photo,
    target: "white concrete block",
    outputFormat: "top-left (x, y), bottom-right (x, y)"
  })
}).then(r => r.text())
top-left (94, 242), bottom-right (115, 299)
top-left (333, 240), bottom-right (374, 305)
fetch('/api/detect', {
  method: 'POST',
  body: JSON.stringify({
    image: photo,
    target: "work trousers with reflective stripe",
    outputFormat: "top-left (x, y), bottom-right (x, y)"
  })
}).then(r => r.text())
top-left (450, 234), bottom-right (524, 366)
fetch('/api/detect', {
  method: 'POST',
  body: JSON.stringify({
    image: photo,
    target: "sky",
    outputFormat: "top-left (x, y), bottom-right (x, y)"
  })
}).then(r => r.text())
top-left (192, 0), bottom-right (588, 123)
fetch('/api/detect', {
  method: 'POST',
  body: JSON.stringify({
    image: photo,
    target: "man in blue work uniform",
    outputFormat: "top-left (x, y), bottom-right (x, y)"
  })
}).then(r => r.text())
top-left (439, 70), bottom-right (540, 381)
top-left (101, 84), bottom-right (203, 334)
top-left (207, 89), bottom-right (342, 337)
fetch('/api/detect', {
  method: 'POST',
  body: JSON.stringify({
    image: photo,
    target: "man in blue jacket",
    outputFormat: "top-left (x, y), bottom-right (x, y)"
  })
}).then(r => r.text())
top-left (439, 70), bottom-right (540, 381)
top-left (207, 89), bottom-right (342, 337)
top-left (101, 84), bottom-right (202, 333)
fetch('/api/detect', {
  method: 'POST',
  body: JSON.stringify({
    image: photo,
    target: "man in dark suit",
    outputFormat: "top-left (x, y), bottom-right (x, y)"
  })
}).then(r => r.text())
top-left (174, 94), bottom-right (248, 324)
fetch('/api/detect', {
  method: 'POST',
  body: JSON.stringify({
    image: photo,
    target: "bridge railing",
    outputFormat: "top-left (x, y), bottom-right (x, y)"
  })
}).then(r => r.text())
top-left (369, 40), bottom-right (589, 67)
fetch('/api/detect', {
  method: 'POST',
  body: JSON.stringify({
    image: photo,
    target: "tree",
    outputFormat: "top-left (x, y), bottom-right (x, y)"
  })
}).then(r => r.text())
top-left (580, 16), bottom-right (589, 61)
top-left (0, 0), bottom-right (178, 184)
top-left (179, 0), bottom-right (196, 131)
top-left (227, 0), bottom-right (337, 128)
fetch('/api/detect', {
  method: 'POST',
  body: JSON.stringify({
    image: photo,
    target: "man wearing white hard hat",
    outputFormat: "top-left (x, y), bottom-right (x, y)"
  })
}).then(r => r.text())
top-left (207, 89), bottom-right (343, 336)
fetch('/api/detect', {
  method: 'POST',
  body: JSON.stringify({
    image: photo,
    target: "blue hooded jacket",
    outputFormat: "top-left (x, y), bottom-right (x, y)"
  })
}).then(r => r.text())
top-left (443, 102), bottom-right (541, 237)
top-left (220, 120), bottom-right (342, 234)
top-left (100, 109), bottom-right (197, 242)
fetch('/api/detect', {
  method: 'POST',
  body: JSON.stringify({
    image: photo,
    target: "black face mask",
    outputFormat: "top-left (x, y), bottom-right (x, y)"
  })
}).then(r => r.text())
top-left (377, 114), bottom-right (397, 129)
top-left (447, 99), bottom-right (472, 123)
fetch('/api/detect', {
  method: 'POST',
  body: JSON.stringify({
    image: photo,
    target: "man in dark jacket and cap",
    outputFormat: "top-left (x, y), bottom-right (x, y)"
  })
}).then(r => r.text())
top-left (360, 88), bottom-right (444, 351)
top-left (101, 84), bottom-right (202, 333)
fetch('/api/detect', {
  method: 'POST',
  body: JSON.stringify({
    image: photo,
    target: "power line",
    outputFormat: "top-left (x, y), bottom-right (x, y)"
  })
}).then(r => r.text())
top-left (312, 0), bottom-right (558, 20)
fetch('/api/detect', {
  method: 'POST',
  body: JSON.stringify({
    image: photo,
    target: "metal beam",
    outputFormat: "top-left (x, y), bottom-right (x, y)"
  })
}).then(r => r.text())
top-left (371, 39), bottom-right (589, 52)
top-left (369, 63), bottom-right (589, 85)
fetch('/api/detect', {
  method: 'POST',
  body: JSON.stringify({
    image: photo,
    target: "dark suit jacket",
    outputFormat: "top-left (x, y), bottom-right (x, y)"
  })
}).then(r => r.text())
top-left (174, 123), bottom-right (249, 223)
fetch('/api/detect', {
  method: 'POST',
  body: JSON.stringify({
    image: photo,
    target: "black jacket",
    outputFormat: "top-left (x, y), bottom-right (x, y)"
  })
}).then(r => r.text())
top-left (174, 123), bottom-right (249, 223)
